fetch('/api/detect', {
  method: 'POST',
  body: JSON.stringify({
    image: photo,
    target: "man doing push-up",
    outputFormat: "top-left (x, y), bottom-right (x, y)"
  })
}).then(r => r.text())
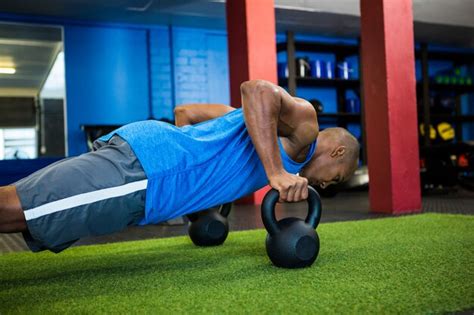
top-left (0, 80), bottom-right (359, 252)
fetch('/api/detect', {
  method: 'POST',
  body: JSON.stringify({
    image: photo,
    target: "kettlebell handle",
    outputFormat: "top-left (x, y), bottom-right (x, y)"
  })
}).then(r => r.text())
top-left (261, 186), bottom-right (322, 236)
top-left (187, 203), bottom-right (232, 222)
top-left (305, 186), bottom-right (322, 228)
top-left (187, 212), bottom-right (199, 222)
top-left (219, 203), bottom-right (232, 217)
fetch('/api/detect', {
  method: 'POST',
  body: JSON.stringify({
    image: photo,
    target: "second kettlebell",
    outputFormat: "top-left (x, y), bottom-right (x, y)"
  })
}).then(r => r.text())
top-left (261, 186), bottom-right (322, 268)
top-left (187, 203), bottom-right (232, 246)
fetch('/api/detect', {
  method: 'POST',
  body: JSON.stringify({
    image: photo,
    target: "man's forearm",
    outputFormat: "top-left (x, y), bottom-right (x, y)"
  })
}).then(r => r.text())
top-left (241, 80), bottom-right (285, 180)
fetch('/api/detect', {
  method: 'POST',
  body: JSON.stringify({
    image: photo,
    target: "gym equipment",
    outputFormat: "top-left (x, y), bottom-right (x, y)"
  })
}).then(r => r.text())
top-left (277, 62), bottom-right (288, 78)
top-left (310, 60), bottom-right (323, 78)
top-left (325, 60), bottom-right (334, 79)
top-left (345, 97), bottom-right (360, 113)
top-left (437, 122), bottom-right (455, 141)
top-left (310, 60), bottom-right (335, 79)
top-left (419, 123), bottom-right (437, 140)
top-left (187, 203), bottom-right (232, 246)
top-left (433, 67), bottom-right (473, 86)
top-left (295, 58), bottom-right (311, 77)
top-left (419, 142), bottom-right (474, 191)
top-left (337, 61), bottom-right (354, 80)
top-left (309, 99), bottom-right (324, 113)
top-left (261, 186), bottom-right (322, 268)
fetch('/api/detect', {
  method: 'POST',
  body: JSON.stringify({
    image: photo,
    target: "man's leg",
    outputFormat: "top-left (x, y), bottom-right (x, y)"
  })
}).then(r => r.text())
top-left (6, 135), bottom-right (147, 253)
top-left (0, 186), bottom-right (27, 233)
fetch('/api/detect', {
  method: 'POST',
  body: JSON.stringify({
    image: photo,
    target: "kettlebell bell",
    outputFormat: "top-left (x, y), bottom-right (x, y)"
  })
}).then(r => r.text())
top-left (187, 203), bottom-right (232, 246)
top-left (261, 186), bottom-right (322, 268)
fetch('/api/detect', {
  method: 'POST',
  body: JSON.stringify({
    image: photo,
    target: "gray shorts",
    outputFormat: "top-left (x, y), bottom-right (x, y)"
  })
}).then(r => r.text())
top-left (14, 135), bottom-right (147, 253)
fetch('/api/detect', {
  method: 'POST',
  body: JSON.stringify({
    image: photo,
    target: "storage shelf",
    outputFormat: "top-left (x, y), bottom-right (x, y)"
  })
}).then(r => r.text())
top-left (415, 50), bottom-right (474, 63)
top-left (417, 82), bottom-right (474, 95)
top-left (277, 35), bottom-right (474, 158)
top-left (419, 114), bottom-right (474, 123)
top-left (277, 42), bottom-right (358, 57)
top-left (318, 113), bottom-right (361, 123)
top-left (279, 77), bottom-right (359, 89)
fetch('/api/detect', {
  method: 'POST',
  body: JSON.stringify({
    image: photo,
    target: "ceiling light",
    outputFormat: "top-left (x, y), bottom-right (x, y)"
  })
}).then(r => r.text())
top-left (0, 67), bottom-right (16, 74)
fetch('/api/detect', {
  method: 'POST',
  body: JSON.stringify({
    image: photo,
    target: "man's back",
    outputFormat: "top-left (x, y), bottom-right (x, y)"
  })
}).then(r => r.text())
top-left (103, 109), bottom-right (316, 224)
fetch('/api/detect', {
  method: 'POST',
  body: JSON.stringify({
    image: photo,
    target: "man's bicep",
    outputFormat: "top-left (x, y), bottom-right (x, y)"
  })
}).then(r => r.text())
top-left (239, 80), bottom-right (317, 142)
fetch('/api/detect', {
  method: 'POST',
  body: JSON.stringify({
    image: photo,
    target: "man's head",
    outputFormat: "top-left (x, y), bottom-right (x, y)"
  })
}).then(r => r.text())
top-left (300, 127), bottom-right (359, 189)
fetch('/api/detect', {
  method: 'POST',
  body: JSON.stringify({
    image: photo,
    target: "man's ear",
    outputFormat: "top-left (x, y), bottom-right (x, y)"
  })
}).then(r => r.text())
top-left (330, 145), bottom-right (346, 158)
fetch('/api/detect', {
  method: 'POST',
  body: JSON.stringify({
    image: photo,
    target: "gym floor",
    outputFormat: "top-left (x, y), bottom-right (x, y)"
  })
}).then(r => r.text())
top-left (1, 187), bottom-right (473, 254)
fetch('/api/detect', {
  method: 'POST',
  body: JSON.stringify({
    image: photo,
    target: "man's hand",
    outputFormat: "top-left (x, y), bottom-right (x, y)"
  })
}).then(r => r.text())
top-left (240, 80), bottom-right (317, 204)
top-left (269, 171), bottom-right (309, 203)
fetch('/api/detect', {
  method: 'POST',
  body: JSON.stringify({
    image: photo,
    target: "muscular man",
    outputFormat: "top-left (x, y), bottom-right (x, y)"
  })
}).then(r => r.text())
top-left (0, 80), bottom-right (359, 253)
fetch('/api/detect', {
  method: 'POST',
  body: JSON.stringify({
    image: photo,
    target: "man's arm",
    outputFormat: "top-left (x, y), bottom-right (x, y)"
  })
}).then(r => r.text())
top-left (240, 80), bottom-right (318, 202)
top-left (174, 104), bottom-right (236, 127)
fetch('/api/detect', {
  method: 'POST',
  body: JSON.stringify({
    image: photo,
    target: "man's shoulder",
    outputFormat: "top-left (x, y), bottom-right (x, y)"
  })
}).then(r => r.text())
top-left (291, 100), bottom-right (319, 145)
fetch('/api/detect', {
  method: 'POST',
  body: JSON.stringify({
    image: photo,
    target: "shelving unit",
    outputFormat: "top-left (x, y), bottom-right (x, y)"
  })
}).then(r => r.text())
top-left (278, 32), bottom-right (474, 161)
top-left (277, 31), bottom-right (366, 162)
top-left (278, 77), bottom-right (360, 89)
top-left (418, 83), bottom-right (474, 94)
top-left (276, 42), bottom-right (359, 57)
top-left (419, 43), bottom-right (474, 148)
top-left (277, 32), bottom-right (474, 192)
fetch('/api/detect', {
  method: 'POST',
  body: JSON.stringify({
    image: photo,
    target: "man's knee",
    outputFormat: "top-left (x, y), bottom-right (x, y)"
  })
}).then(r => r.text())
top-left (0, 186), bottom-right (27, 233)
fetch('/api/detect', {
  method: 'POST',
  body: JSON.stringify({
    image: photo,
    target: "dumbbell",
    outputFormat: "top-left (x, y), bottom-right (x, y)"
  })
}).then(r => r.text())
top-left (187, 203), bottom-right (232, 246)
top-left (261, 186), bottom-right (322, 268)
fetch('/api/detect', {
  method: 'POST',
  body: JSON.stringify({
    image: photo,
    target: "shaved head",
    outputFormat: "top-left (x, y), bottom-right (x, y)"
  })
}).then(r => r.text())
top-left (323, 127), bottom-right (360, 170)
top-left (299, 127), bottom-right (360, 189)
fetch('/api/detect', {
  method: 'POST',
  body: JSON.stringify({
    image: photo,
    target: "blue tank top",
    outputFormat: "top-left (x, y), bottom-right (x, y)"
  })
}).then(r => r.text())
top-left (100, 109), bottom-right (316, 225)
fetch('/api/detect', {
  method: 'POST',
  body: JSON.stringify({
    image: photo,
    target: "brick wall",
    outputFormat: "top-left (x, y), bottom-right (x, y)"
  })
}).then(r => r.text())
top-left (149, 27), bottom-right (230, 121)
top-left (149, 27), bottom-right (174, 120)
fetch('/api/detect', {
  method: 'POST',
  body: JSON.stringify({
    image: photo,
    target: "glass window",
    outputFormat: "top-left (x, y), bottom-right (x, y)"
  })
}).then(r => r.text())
top-left (0, 22), bottom-right (65, 159)
top-left (0, 128), bottom-right (37, 160)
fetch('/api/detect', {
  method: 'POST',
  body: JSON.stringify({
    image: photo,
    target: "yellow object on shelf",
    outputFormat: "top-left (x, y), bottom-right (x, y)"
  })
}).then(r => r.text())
top-left (437, 122), bottom-right (455, 141)
top-left (419, 123), bottom-right (437, 140)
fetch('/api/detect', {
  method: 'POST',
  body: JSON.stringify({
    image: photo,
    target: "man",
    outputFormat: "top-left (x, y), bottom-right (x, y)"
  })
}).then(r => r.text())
top-left (0, 80), bottom-right (359, 253)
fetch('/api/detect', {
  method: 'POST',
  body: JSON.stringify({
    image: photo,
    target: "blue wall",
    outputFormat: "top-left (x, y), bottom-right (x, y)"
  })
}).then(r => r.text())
top-left (149, 27), bottom-right (173, 120)
top-left (64, 25), bottom-right (150, 155)
top-left (149, 27), bottom-right (230, 121)
top-left (64, 24), bottom-right (231, 155)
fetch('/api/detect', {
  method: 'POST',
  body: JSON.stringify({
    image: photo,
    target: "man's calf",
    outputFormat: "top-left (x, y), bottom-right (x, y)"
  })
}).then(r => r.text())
top-left (0, 186), bottom-right (26, 233)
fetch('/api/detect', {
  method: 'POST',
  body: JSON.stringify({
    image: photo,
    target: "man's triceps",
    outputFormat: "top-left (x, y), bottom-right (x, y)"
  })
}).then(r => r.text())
top-left (174, 104), bottom-right (235, 126)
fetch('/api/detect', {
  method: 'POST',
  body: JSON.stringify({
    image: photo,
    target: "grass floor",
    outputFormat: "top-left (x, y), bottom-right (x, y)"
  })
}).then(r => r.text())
top-left (0, 213), bottom-right (473, 314)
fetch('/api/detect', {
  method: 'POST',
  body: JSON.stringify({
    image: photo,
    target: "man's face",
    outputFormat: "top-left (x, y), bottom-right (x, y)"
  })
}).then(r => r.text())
top-left (300, 154), bottom-right (352, 189)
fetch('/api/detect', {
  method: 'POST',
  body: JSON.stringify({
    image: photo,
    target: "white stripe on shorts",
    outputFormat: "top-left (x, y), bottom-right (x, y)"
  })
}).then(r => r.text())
top-left (24, 179), bottom-right (148, 221)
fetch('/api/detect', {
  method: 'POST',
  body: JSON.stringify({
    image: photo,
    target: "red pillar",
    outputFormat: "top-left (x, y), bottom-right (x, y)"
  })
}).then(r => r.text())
top-left (226, 0), bottom-right (277, 204)
top-left (360, 0), bottom-right (422, 213)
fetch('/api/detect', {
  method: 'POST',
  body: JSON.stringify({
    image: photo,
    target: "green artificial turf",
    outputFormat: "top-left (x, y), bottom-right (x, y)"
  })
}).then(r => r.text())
top-left (1, 213), bottom-right (473, 314)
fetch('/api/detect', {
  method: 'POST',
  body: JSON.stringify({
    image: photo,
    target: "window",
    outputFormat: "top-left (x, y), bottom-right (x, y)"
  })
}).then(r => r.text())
top-left (0, 128), bottom-right (37, 160)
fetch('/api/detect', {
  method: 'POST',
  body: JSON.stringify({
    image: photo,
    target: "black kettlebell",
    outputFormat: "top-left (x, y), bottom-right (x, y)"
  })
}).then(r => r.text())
top-left (187, 203), bottom-right (232, 246)
top-left (261, 186), bottom-right (322, 268)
